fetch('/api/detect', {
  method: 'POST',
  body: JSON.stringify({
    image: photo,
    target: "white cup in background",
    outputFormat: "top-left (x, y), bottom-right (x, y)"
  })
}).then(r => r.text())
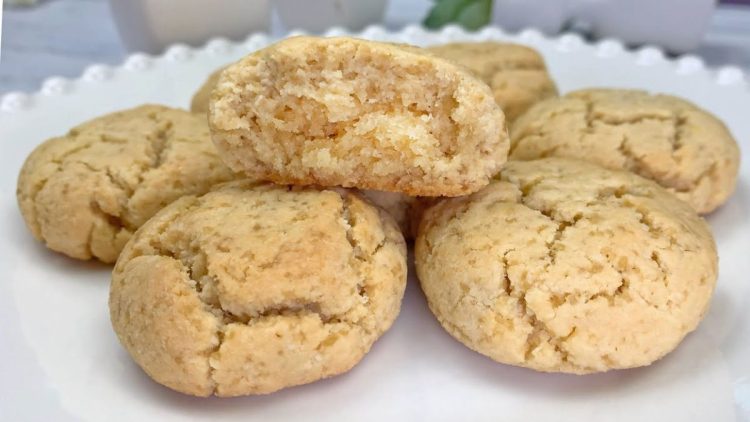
top-left (109, 0), bottom-right (271, 54)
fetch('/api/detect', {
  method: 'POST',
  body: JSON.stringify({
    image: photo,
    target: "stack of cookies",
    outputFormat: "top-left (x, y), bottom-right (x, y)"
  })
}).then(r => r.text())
top-left (16, 35), bottom-right (739, 397)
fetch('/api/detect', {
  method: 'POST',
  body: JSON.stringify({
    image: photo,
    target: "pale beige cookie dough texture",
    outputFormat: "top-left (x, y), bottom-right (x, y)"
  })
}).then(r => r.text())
top-left (110, 181), bottom-right (407, 396)
top-left (194, 63), bottom-right (425, 239)
top-left (510, 89), bottom-right (740, 214)
top-left (416, 158), bottom-right (718, 374)
top-left (192, 65), bottom-right (424, 239)
top-left (16, 105), bottom-right (236, 263)
top-left (208, 36), bottom-right (509, 197)
top-left (427, 42), bottom-right (558, 123)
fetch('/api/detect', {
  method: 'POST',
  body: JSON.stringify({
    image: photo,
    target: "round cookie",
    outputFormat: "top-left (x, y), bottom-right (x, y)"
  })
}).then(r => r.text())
top-left (416, 158), bottom-right (717, 374)
top-left (209, 36), bottom-right (508, 197)
top-left (17, 105), bottom-right (237, 263)
top-left (428, 42), bottom-right (558, 123)
top-left (190, 67), bottom-right (224, 114)
top-left (109, 180), bottom-right (407, 396)
top-left (510, 88), bottom-right (740, 213)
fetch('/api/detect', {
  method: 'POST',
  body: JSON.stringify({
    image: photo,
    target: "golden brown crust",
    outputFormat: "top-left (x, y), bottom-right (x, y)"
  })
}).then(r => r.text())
top-left (16, 105), bottom-right (237, 263)
top-left (110, 181), bottom-right (407, 396)
top-left (428, 42), bottom-right (558, 122)
top-left (416, 158), bottom-right (717, 374)
top-left (208, 36), bottom-right (508, 197)
top-left (510, 89), bottom-right (741, 213)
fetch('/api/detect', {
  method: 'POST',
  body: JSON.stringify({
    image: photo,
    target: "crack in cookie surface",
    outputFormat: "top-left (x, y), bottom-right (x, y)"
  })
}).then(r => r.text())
top-left (416, 158), bottom-right (717, 373)
top-left (509, 89), bottom-right (740, 213)
top-left (111, 182), bottom-right (406, 396)
top-left (17, 105), bottom-right (236, 262)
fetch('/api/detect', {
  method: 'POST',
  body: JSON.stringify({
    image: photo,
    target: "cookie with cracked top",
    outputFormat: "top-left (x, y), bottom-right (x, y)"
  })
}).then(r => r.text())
top-left (16, 105), bottom-right (237, 263)
top-left (427, 42), bottom-right (558, 123)
top-left (510, 88), bottom-right (740, 213)
top-left (109, 180), bottom-right (407, 396)
top-left (208, 36), bottom-right (509, 197)
top-left (415, 158), bottom-right (717, 374)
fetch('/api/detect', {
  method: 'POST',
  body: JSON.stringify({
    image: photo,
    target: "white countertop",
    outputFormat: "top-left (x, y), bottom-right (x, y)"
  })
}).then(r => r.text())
top-left (1, 0), bottom-right (750, 94)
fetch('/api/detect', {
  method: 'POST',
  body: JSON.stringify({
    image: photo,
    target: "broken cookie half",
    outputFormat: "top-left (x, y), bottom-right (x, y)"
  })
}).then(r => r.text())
top-left (208, 36), bottom-right (509, 197)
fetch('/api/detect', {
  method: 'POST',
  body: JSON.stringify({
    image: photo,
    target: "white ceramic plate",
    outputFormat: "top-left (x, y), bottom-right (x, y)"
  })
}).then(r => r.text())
top-left (1, 25), bottom-right (749, 422)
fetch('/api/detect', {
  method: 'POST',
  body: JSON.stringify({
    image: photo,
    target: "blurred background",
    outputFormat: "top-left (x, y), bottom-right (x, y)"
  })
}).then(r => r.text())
top-left (1, 0), bottom-right (749, 93)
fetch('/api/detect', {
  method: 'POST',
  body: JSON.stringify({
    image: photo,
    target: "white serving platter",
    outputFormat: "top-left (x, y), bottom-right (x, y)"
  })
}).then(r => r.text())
top-left (0, 25), bottom-right (748, 421)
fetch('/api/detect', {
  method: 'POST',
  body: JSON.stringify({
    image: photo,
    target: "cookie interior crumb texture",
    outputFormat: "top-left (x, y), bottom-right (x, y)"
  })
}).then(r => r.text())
top-left (209, 36), bottom-right (509, 197)
top-left (109, 181), bottom-right (407, 396)
top-left (16, 105), bottom-right (237, 263)
top-left (416, 158), bottom-right (718, 374)
top-left (510, 88), bottom-right (741, 214)
top-left (428, 42), bottom-right (558, 123)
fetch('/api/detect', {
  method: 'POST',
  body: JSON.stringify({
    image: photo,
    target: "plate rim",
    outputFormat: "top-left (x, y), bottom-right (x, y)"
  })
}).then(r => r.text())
top-left (1, 23), bottom-right (749, 421)
top-left (1, 24), bottom-right (748, 115)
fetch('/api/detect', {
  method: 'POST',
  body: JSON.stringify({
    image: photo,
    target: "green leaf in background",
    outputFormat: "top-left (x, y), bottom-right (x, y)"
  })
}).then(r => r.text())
top-left (424, 0), bottom-right (492, 30)
top-left (424, 0), bottom-right (472, 28)
top-left (455, 0), bottom-right (492, 30)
